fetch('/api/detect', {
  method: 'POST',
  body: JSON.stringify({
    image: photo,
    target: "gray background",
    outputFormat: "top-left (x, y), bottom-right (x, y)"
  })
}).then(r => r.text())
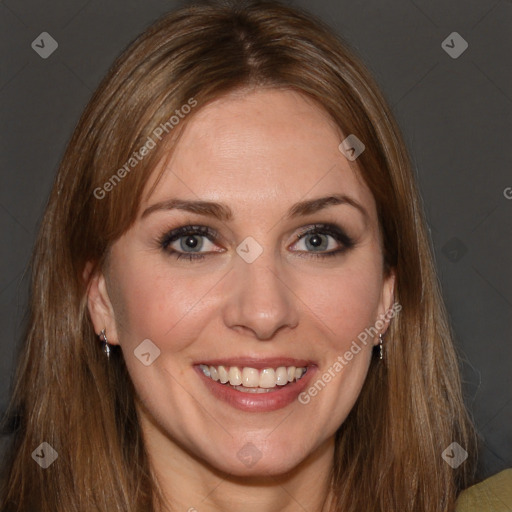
top-left (0, 0), bottom-right (511, 480)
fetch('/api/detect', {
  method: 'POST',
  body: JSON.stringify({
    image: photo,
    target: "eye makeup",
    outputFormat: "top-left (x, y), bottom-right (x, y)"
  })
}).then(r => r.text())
top-left (156, 222), bottom-right (356, 262)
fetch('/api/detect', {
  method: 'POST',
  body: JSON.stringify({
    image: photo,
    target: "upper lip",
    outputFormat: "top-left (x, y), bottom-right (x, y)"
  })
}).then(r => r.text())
top-left (195, 357), bottom-right (315, 369)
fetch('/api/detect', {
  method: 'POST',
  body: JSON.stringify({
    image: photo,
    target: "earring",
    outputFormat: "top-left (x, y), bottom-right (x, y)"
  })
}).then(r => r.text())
top-left (378, 333), bottom-right (384, 360)
top-left (99, 329), bottom-right (111, 358)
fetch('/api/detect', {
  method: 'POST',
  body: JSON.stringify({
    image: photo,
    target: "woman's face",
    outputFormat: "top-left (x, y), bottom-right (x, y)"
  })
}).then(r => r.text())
top-left (88, 88), bottom-right (395, 477)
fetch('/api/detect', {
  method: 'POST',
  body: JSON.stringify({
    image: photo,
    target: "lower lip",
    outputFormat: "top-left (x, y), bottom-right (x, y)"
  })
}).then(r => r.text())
top-left (195, 366), bottom-right (316, 412)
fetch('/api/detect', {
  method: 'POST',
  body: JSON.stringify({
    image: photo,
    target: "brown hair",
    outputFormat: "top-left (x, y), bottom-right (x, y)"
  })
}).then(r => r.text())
top-left (0, 1), bottom-right (478, 510)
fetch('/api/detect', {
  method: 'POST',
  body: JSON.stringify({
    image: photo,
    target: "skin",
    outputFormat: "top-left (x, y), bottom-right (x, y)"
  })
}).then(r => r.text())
top-left (87, 88), bottom-right (395, 512)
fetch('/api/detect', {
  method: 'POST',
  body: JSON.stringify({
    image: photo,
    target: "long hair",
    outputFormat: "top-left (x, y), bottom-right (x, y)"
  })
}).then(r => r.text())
top-left (0, 1), bottom-right (478, 510)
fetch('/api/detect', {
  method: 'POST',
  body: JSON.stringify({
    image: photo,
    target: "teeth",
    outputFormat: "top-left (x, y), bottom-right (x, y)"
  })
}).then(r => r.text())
top-left (242, 367), bottom-right (259, 388)
top-left (199, 364), bottom-right (307, 389)
top-left (228, 366), bottom-right (242, 386)
top-left (217, 365), bottom-right (229, 384)
top-left (259, 368), bottom-right (277, 388)
top-left (275, 367), bottom-right (288, 386)
top-left (209, 366), bottom-right (219, 381)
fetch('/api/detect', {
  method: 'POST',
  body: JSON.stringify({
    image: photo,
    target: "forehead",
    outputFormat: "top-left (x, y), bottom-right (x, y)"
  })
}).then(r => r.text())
top-left (141, 88), bottom-right (377, 221)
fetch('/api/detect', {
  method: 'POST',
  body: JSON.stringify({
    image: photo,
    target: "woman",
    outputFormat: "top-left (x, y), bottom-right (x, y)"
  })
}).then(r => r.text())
top-left (1, 0), bottom-right (510, 510)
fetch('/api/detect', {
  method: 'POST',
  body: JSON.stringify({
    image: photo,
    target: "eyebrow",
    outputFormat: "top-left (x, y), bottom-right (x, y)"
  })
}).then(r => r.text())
top-left (141, 193), bottom-right (368, 222)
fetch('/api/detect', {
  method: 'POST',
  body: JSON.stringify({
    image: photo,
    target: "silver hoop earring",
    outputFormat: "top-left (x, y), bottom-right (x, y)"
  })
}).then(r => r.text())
top-left (99, 329), bottom-right (111, 358)
top-left (378, 333), bottom-right (384, 360)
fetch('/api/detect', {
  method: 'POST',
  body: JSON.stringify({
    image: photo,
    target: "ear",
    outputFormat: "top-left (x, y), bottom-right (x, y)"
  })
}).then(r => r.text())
top-left (84, 261), bottom-right (120, 345)
top-left (375, 268), bottom-right (396, 341)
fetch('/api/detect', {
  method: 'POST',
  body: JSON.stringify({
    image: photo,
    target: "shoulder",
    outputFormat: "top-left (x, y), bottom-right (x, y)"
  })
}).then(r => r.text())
top-left (456, 469), bottom-right (512, 512)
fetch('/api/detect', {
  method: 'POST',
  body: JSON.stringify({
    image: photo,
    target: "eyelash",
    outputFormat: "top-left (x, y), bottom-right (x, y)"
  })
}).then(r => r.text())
top-left (157, 223), bottom-right (355, 262)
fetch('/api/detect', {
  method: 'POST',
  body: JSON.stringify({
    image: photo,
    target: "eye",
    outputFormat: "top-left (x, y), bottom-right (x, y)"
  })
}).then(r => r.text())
top-left (158, 225), bottom-right (222, 261)
top-left (290, 223), bottom-right (355, 258)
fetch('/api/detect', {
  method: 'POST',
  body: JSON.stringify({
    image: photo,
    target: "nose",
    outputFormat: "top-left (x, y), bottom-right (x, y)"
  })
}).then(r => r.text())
top-left (221, 249), bottom-right (299, 340)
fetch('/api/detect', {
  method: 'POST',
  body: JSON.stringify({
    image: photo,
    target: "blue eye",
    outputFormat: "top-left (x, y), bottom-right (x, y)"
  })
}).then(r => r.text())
top-left (159, 225), bottom-right (219, 261)
top-left (292, 224), bottom-right (355, 258)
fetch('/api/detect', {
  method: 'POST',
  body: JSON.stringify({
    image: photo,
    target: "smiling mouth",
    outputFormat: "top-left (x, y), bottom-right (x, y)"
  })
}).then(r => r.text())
top-left (199, 364), bottom-right (308, 393)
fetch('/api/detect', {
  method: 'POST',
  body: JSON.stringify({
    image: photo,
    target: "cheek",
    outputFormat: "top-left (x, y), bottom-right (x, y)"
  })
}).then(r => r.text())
top-left (299, 254), bottom-right (383, 348)
top-left (109, 253), bottom-right (217, 351)
top-left (292, 255), bottom-right (383, 426)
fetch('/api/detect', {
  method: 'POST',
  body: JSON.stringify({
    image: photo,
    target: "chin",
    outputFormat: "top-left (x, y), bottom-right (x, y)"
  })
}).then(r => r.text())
top-left (197, 436), bottom-right (317, 478)
top-left (209, 452), bottom-right (308, 479)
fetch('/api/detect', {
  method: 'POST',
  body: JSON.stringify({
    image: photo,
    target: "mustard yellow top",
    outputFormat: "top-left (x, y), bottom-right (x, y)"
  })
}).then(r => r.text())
top-left (456, 469), bottom-right (512, 511)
